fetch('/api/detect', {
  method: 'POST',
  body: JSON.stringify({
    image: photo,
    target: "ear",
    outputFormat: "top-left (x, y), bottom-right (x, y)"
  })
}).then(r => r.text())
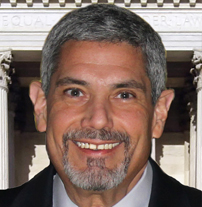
top-left (152, 89), bottom-right (174, 139)
top-left (29, 81), bottom-right (47, 132)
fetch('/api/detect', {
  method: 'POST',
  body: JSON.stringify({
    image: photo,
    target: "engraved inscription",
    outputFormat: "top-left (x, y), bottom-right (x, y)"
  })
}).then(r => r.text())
top-left (142, 14), bottom-right (202, 31)
top-left (0, 14), bottom-right (59, 30)
top-left (0, 12), bottom-right (202, 32)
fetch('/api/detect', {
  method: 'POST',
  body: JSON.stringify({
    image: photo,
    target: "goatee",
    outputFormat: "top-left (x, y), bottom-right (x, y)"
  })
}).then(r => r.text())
top-left (62, 128), bottom-right (131, 191)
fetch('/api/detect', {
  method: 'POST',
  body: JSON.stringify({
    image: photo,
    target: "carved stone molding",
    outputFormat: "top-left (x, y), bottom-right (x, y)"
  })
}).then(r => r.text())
top-left (0, 0), bottom-right (200, 8)
top-left (0, 50), bottom-right (13, 91)
top-left (191, 51), bottom-right (202, 89)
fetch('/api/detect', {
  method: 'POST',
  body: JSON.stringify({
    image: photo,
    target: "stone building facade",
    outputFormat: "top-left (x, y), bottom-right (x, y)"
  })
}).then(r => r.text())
top-left (0, 0), bottom-right (202, 190)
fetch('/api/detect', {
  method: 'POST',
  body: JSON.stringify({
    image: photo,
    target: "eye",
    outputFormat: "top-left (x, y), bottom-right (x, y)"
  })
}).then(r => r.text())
top-left (64, 88), bottom-right (84, 97)
top-left (116, 91), bottom-right (135, 99)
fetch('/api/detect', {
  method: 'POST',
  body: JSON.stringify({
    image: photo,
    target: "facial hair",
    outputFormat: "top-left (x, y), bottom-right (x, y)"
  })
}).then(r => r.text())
top-left (62, 128), bottom-right (131, 191)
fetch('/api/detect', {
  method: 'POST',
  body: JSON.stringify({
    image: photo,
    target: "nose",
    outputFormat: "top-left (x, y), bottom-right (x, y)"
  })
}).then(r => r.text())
top-left (81, 98), bottom-right (113, 130)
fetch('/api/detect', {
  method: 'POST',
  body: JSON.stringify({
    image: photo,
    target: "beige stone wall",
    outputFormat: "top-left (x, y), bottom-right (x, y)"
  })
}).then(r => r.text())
top-left (14, 132), bottom-right (49, 187)
top-left (156, 132), bottom-right (188, 185)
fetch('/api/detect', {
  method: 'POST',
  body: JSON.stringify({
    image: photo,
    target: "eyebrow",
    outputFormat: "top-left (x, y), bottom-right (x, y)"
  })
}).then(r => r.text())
top-left (56, 77), bottom-right (146, 92)
top-left (56, 77), bottom-right (88, 87)
top-left (111, 80), bottom-right (146, 93)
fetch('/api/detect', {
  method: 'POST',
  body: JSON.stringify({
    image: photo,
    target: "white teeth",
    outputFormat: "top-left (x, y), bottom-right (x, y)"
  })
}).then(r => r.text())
top-left (89, 144), bottom-right (96, 150)
top-left (85, 143), bottom-right (89, 149)
top-left (113, 143), bottom-right (119, 147)
top-left (97, 144), bottom-right (104, 150)
top-left (108, 144), bottom-right (112, 149)
top-left (75, 141), bottom-right (120, 150)
top-left (105, 144), bottom-right (109, 149)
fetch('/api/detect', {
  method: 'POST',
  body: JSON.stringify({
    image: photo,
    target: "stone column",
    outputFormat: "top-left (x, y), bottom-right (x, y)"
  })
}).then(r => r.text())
top-left (0, 50), bottom-right (12, 189)
top-left (188, 98), bottom-right (197, 187)
top-left (191, 50), bottom-right (202, 190)
top-left (151, 138), bottom-right (156, 161)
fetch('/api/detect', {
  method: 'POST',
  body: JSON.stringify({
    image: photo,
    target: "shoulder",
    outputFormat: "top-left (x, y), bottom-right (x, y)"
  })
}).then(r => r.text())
top-left (0, 164), bottom-right (55, 207)
top-left (180, 181), bottom-right (202, 206)
top-left (149, 158), bottom-right (202, 207)
top-left (0, 184), bottom-right (25, 207)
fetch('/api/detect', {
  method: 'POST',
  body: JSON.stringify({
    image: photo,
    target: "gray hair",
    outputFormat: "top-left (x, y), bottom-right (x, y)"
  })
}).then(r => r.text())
top-left (41, 4), bottom-right (166, 104)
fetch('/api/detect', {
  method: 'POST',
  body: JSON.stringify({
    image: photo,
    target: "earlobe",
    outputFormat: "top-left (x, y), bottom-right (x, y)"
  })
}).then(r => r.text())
top-left (29, 81), bottom-right (47, 132)
top-left (152, 89), bottom-right (175, 139)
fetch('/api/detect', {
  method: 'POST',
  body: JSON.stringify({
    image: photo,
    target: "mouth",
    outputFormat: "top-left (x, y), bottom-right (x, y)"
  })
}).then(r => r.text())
top-left (74, 141), bottom-right (120, 151)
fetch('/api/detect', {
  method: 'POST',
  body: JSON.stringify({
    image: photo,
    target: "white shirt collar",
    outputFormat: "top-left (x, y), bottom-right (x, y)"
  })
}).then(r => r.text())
top-left (53, 161), bottom-right (153, 207)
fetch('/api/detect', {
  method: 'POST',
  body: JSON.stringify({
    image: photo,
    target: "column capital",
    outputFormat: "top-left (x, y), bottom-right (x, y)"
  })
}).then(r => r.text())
top-left (191, 50), bottom-right (202, 91)
top-left (192, 51), bottom-right (202, 70)
top-left (0, 50), bottom-right (13, 91)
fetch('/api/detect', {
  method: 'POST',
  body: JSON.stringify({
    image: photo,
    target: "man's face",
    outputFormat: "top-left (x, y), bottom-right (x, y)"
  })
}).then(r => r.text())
top-left (34, 41), bottom-right (165, 191)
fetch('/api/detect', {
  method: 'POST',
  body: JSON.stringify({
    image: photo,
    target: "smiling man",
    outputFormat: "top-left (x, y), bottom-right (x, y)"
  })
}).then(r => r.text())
top-left (0, 4), bottom-right (201, 207)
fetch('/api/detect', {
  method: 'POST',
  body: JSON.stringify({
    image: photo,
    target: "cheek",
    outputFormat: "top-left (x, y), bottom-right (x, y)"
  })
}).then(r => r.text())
top-left (115, 106), bottom-right (153, 158)
top-left (45, 103), bottom-right (84, 169)
top-left (45, 104), bottom-right (80, 158)
top-left (123, 109), bottom-right (153, 174)
top-left (47, 102), bottom-right (84, 134)
top-left (117, 106), bottom-right (152, 134)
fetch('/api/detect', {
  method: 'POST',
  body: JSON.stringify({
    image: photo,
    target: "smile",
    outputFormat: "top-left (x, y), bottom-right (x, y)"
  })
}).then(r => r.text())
top-left (75, 141), bottom-right (120, 150)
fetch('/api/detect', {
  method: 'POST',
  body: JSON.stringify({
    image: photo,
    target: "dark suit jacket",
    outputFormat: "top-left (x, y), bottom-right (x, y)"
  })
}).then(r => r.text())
top-left (0, 159), bottom-right (201, 207)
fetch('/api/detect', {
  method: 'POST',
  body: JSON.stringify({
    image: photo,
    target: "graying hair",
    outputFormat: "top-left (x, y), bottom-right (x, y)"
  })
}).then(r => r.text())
top-left (41, 4), bottom-right (166, 104)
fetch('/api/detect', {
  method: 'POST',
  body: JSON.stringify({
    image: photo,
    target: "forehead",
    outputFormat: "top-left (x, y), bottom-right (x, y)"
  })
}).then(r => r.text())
top-left (58, 40), bottom-right (146, 70)
top-left (54, 41), bottom-right (150, 90)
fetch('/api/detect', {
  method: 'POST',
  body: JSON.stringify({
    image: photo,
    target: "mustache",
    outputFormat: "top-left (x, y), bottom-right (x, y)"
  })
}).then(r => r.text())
top-left (63, 128), bottom-right (130, 146)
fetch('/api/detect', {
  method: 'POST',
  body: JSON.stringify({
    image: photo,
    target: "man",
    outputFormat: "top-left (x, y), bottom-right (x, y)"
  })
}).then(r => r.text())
top-left (0, 4), bottom-right (201, 207)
